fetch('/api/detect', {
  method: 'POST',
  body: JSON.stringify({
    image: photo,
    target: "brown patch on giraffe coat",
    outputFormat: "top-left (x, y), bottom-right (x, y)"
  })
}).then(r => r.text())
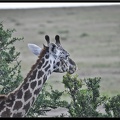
top-left (24, 90), bottom-right (32, 102)
top-left (6, 94), bottom-right (15, 107)
top-left (38, 80), bottom-right (42, 85)
top-left (12, 112), bottom-right (22, 117)
top-left (45, 64), bottom-right (50, 71)
top-left (45, 54), bottom-right (49, 59)
top-left (23, 102), bottom-right (30, 113)
top-left (56, 62), bottom-right (60, 66)
top-left (48, 70), bottom-right (51, 75)
top-left (43, 61), bottom-right (49, 68)
top-left (34, 88), bottom-right (41, 95)
top-left (38, 62), bottom-right (42, 69)
top-left (30, 69), bottom-right (37, 81)
top-left (37, 70), bottom-right (44, 79)
top-left (31, 97), bottom-right (35, 105)
top-left (6, 99), bottom-right (14, 107)
top-left (43, 75), bottom-right (47, 84)
top-left (13, 101), bottom-right (22, 110)
top-left (0, 101), bottom-right (5, 111)
top-left (17, 89), bottom-right (23, 99)
top-left (30, 81), bottom-right (37, 90)
top-left (41, 57), bottom-right (45, 64)
top-left (23, 83), bottom-right (29, 90)
top-left (1, 108), bottom-right (11, 117)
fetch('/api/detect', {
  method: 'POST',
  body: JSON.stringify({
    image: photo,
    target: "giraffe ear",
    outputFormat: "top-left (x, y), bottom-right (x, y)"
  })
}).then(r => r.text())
top-left (28, 43), bottom-right (42, 56)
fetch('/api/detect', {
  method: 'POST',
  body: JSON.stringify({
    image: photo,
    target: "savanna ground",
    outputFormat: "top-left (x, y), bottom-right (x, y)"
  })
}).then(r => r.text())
top-left (0, 5), bottom-right (120, 116)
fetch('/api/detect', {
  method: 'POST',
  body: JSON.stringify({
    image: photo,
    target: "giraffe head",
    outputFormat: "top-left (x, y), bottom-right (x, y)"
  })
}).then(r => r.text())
top-left (28, 35), bottom-right (76, 74)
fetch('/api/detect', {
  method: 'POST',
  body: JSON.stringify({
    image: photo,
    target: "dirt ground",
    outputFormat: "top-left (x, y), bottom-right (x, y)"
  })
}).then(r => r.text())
top-left (0, 5), bottom-right (120, 117)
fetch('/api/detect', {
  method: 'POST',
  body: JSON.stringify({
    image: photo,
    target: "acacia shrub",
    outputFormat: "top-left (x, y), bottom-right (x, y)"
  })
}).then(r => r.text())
top-left (0, 23), bottom-right (23, 94)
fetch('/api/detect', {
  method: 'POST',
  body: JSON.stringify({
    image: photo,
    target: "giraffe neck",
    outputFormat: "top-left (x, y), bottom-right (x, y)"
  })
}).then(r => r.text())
top-left (0, 48), bottom-right (54, 117)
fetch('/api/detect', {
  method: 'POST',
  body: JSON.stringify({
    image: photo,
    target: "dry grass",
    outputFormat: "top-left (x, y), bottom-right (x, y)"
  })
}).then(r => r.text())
top-left (0, 5), bottom-right (120, 97)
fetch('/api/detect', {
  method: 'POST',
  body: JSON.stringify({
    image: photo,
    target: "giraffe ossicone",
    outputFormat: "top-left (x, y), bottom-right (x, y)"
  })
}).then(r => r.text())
top-left (0, 35), bottom-right (76, 117)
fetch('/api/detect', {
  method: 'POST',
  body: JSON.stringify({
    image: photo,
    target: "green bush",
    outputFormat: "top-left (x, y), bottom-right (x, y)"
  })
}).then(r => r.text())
top-left (62, 74), bottom-right (107, 117)
top-left (0, 23), bottom-right (23, 94)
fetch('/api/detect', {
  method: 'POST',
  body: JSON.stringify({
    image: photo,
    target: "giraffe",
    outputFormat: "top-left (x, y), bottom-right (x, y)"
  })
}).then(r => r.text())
top-left (0, 35), bottom-right (76, 117)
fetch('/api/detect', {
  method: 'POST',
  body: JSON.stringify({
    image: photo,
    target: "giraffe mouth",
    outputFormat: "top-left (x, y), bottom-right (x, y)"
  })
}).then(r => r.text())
top-left (60, 58), bottom-right (76, 74)
top-left (67, 58), bottom-right (77, 74)
top-left (68, 65), bottom-right (77, 74)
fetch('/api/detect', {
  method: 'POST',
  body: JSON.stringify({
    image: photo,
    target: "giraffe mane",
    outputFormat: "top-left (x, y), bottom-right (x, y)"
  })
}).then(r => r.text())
top-left (0, 94), bottom-right (7, 101)
top-left (24, 46), bottom-right (47, 82)
top-left (0, 46), bottom-right (47, 99)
